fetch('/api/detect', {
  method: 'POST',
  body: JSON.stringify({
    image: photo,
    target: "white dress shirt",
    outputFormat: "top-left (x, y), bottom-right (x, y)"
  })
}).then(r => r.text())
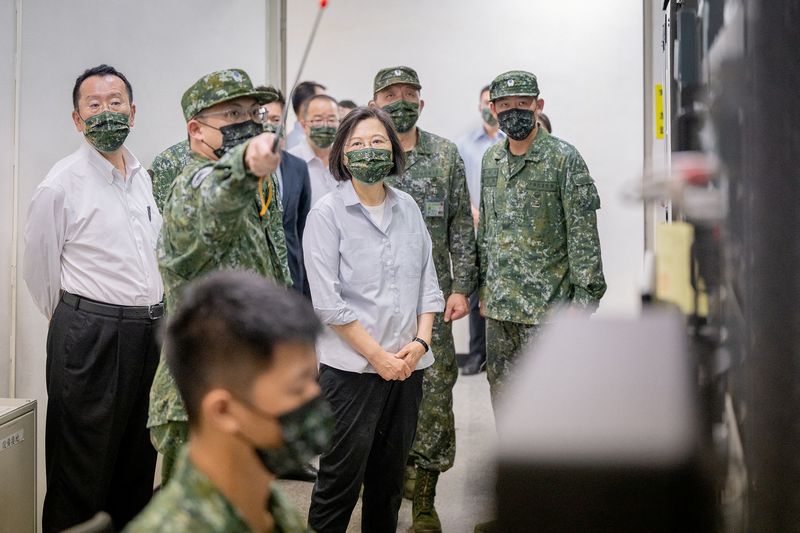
top-left (288, 140), bottom-right (338, 207)
top-left (303, 180), bottom-right (445, 374)
top-left (23, 141), bottom-right (163, 318)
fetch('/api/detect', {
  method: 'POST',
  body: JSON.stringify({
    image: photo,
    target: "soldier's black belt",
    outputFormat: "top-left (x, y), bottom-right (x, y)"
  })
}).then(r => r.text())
top-left (62, 292), bottom-right (165, 320)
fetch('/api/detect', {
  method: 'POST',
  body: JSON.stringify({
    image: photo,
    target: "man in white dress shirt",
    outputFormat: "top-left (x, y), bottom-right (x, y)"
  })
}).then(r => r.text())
top-left (23, 64), bottom-right (163, 533)
top-left (288, 94), bottom-right (341, 207)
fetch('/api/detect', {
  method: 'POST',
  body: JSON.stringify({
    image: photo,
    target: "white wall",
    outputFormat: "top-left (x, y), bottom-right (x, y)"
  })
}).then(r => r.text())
top-left (287, 0), bottom-right (645, 320)
top-left (0, 0), bottom-right (17, 399)
top-left (3, 0), bottom-right (274, 525)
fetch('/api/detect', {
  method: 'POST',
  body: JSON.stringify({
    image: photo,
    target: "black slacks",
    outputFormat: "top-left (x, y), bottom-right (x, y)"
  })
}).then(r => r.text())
top-left (43, 297), bottom-right (160, 533)
top-left (468, 290), bottom-right (487, 361)
top-left (309, 364), bottom-right (424, 533)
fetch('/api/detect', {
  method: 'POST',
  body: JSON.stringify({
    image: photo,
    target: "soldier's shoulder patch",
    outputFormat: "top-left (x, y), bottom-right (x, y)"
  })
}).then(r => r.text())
top-left (190, 166), bottom-right (213, 189)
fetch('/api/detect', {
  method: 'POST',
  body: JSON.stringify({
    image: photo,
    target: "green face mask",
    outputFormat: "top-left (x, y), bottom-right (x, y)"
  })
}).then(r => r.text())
top-left (481, 107), bottom-right (498, 127)
top-left (263, 122), bottom-right (279, 134)
top-left (346, 148), bottom-right (393, 184)
top-left (381, 99), bottom-right (419, 133)
top-left (82, 111), bottom-right (131, 152)
top-left (309, 126), bottom-right (337, 149)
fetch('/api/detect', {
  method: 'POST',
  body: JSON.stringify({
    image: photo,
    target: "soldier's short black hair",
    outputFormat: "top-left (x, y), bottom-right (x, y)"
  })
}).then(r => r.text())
top-left (329, 106), bottom-right (405, 182)
top-left (164, 270), bottom-right (322, 424)
top-left (257, 85), bottom-right (285, 107)
top-left (72, 64), bottom-right (133, 109)
top-left (338, 99), bottom-right (357, 109)
top-left (303, 94), bottom-right (339, 118)
top-left (480, 84), bottom-right (491, 97)
top-left (291, 81), bottom-right (326, 114)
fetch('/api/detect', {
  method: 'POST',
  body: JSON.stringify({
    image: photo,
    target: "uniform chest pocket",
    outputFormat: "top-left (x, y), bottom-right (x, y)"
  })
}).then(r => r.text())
top-left (524, 180), bottom-right (561, 214)
top-left (395, 233), bottom-right (425, 279)
top-left (339, 238), bottom-right (382, 283)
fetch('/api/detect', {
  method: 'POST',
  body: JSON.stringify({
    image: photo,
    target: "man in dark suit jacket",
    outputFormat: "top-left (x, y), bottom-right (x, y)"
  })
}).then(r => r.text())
top-left (263, 87), bottom-right (313, 297)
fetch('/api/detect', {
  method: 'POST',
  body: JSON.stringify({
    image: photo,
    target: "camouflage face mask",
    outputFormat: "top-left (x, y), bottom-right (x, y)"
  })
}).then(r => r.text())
top-left (497, 108), bottom-right (536, 141)
top-left (263, 122), bottom-right (279, 134)
top-left (382, 99), bottom-right (419, 133)
top-left (82, 111), bottom-right (130, 153)
top-left (309, 126), bottom-right (337, 149)
top-left (239, 395), bottom-right (334, 477)
top-left (482, 107), bottom-right (498, 127)
top-left (346, 148), bottom-right (394, 184)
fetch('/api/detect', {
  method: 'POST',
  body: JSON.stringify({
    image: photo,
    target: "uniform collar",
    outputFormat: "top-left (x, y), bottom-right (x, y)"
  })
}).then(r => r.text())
top-left (409, 128), bottom-right (434, 155)
top-left (170, 447), bottom-right (250, 530)
top-left (494, 125), bottom-right (549, 163)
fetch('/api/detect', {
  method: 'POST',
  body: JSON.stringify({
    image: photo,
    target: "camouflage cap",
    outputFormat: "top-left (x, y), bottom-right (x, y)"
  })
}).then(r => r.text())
top-left (181, 68), bottom-right (278, 121)
top-left (489, 70), bottom-right (540, 101)
top-left (373, 66), bottom-right (421, 94)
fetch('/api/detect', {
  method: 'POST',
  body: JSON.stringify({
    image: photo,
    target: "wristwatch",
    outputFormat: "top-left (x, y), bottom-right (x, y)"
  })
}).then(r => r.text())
top-left (413, 337), bottom-right (430, 353)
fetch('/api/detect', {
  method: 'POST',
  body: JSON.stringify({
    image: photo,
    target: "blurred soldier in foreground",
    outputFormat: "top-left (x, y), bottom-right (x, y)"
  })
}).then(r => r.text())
top-left (127, 271), bottom-right (330, 532)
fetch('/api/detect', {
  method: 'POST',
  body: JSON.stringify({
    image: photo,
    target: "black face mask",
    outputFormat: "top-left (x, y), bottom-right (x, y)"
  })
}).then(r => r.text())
top-left (497, 108), bottom-right (536, 141)
top-left (200, 120), bottom-right (263, 158)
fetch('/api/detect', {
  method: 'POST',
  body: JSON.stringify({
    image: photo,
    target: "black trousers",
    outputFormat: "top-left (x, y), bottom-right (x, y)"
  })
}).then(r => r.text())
top-left (468, 290), bottom-right (487, 361)
top-left (309, 364), bottom-right (424, 533)
top-left (43, 297), bottom-right (160, 533)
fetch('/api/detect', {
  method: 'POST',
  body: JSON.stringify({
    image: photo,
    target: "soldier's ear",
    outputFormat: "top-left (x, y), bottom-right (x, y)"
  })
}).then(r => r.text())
top-left (202, 389), bottom-right (242, 435)
top-left (418, 100), bottom-right (425, 114)
top-left (536, 98), bottom-right (545, 112)
top-left (187, 119), bottom-right (204, 141)
top-left (128, 103), bottom-right (136, 128)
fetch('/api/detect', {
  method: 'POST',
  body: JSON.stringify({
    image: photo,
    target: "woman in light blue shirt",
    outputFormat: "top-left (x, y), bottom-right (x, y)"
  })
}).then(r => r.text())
top-left (304, 106), bottom-right (444, 533)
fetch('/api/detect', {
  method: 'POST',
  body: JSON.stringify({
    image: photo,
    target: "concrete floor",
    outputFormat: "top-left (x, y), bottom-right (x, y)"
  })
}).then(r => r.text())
top-left (275, 371), bottom-right (498, 532)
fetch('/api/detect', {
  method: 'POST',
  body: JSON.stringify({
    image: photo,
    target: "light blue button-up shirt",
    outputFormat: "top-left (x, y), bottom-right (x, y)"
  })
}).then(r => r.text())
top-left (303, 180), bottom-right (445, 374)
top-left (457, 126), bottom-right (505, 209)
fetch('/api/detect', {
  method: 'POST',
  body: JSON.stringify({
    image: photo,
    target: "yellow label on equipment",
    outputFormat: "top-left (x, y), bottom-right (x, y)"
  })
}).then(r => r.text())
top-left (655, 84), bottom-right (665, 139)
top-left (655, 222), bottom-right (708, 317)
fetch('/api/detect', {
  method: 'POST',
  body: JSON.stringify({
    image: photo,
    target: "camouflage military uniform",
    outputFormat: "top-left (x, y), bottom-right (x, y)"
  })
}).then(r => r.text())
top-left (385, 128), bottom-right (477, 474)
top-left (123, 446), bottom-right (308, 532)
top-left (148, 142), bottom-right (290, 481)
top-left (478, 73), bottom-right (606, 403)
top-left (147, 69), bottom-right (289, 483)
top-left (149, 139), bottom-right (190, 211)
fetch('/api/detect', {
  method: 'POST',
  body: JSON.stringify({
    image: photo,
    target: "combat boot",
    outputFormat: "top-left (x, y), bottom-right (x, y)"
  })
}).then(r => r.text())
top-left (403, 463), bottom-right (416, 500)
top-left (411, 468), bottom-right (441, 532)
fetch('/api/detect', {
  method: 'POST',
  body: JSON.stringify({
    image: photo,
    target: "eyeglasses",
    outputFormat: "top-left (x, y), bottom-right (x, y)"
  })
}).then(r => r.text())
top-left (199, 105), bottom-right (267, 124)
top-left (308, 118), bottom-right (340, 128)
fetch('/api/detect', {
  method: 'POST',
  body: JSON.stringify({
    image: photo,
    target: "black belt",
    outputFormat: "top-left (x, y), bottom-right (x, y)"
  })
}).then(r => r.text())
top-left (62, 292), bottom-right (165, 320)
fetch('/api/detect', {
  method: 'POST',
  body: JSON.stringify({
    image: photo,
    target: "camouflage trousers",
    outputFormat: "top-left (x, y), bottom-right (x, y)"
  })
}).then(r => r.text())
top-left (150, 420), bottom-right (188, 486)
top-left (409, 314), bottom-right (458, 473)
top-left (485, 318), bottom-right (541, 409)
